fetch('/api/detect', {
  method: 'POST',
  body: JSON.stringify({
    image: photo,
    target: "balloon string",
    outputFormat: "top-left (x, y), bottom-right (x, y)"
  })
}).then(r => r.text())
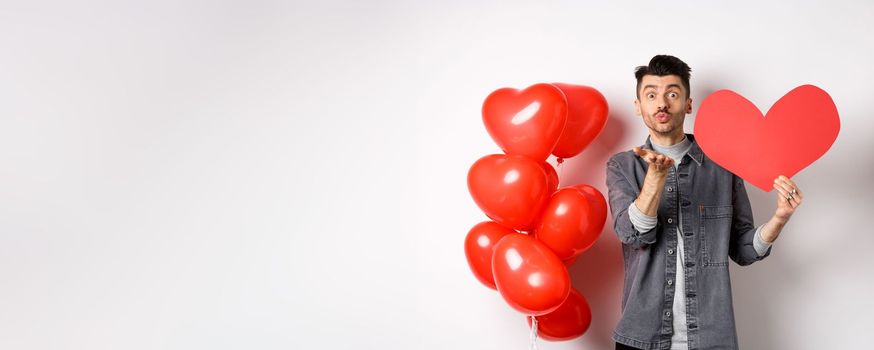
top-left (529, 316), bottom-right (539, 350)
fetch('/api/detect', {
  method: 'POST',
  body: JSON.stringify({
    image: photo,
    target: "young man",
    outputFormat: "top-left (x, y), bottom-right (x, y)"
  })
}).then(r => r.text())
top-left (606, 55), bottom-right (803, 350)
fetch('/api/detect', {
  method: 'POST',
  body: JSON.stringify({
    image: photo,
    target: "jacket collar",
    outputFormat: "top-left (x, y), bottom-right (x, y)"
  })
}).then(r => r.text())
top-left (642, 133), bottom-right (704, 166)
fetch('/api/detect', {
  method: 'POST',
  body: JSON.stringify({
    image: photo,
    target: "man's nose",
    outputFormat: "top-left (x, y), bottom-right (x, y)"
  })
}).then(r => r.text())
top-left (657, 95), bottom-right (668, 109)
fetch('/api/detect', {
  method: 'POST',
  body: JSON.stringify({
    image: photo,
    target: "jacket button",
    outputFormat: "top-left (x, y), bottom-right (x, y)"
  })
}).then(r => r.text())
top-left (665, 311), bottom-right (671, 317)
top-left (667, 279), bottom-right (673, 285)
top-left (668, 249), bottom-right (674, 255)
top-left (667, 218), bottom-right (673, 224)
top-left (667, 187), bottom-right (674, 192)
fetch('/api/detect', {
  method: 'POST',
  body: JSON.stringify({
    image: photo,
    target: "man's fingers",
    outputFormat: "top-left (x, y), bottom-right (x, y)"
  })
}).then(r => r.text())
top-left (780, 176), bottom-right (804, 206)
top-left (633, 147), bottom-right (676, 169)
top-left (632, 147), bottom-right (651, 158)
top-left (656, 155), bottom-right (673, 166)
top-left (774, 176), bottom-right (803, 201)
top-left (774, 177), bottom-right (791, 194)
top-left (773, 184), bottom-right (794, 207)
top-left (634, 148), bottom-right (658, 165)
top-left (773, 183), bottom-right (788, 198)
top-left (633, 147), bottom-right (660, 158)
top-left (773, 182), bottom-right (801, 208)
top-left (779, 175), bottom-right (803, 198)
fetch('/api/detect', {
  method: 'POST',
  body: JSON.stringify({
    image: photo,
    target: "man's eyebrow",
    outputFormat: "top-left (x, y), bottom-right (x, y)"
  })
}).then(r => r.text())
top-left (641, 84), bottom-right (683, 91)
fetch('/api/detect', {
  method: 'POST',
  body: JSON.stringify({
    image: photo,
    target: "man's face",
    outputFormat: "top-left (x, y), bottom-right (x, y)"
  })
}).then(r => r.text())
top-left (634, 74), bottom-right (692, 137)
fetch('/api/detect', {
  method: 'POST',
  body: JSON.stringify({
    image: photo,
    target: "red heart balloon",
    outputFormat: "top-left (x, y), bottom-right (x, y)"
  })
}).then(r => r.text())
top-left (464, 221), bottom-right (515, 290)
top-left (482, 84), bottom-right (568, 161)
top-left (467, 154), bottom-right (550, 231)
top-left (528, 288), bottom-right (592, 341)
top-left (492, 233), bottom-right (570, 316)
top-left (574, 184), bottom-right (608, 236)
top-left (540, 161), bottom-right (559, 194)
top-left (534, 185), bottom-right (606, 261)
top-left (694, 85), bottom-right (840, 191)
top-left (550, 83), bottom-right (609, 159)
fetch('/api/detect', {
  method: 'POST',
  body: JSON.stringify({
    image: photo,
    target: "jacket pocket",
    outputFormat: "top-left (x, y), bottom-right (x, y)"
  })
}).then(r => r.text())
top-left (700, 205), bottom-right (732, 267)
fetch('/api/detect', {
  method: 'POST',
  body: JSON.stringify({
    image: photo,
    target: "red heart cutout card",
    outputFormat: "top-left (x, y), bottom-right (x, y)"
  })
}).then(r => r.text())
top-left (694, 85), bottom-right (840, 191)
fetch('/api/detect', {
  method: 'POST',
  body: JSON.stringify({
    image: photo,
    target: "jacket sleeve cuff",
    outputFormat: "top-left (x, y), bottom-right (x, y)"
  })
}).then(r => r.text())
top-left (628, 202), bottom-right (657, 233)
top-left (753, 224), bottom-right (773, 257)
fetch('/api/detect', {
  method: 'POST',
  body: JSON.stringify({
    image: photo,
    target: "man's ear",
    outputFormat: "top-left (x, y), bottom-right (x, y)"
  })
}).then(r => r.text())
top-left (634, 99), bottom-right (642, 116)
top-left (686, 98), bottom-right (693, 114)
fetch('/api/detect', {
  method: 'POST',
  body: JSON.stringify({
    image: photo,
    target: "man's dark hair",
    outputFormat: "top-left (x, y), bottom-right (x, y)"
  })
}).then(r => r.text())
top-left (635, 55), bottom-right (692, 99)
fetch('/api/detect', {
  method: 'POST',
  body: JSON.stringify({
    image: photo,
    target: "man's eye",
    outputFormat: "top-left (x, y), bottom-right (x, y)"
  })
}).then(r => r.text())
top-left (647, 93), bottom-right (655, 99)
top-left (669, 92), bottom-right (678, 98)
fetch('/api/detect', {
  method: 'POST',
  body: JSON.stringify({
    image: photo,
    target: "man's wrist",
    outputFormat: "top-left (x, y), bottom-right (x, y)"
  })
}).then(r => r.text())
top-left (646, 167), bottom-right (670, 178)
top-left (770, 214), bottom-right (789, 227)
top-left (761, 216), bottom-right (787, 243)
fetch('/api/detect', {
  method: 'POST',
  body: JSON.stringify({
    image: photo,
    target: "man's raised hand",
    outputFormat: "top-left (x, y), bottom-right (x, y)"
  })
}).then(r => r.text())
top-left (632, 147), bottom-right (674, 173)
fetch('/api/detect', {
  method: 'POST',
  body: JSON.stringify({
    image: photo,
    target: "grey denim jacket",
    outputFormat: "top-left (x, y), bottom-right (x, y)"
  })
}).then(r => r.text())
top-left (606, 133), bottom-right (772, 350)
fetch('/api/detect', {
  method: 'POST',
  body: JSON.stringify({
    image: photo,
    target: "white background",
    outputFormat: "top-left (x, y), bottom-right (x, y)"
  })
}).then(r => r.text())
top-left (1, 1), bottom-right (872, 349)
